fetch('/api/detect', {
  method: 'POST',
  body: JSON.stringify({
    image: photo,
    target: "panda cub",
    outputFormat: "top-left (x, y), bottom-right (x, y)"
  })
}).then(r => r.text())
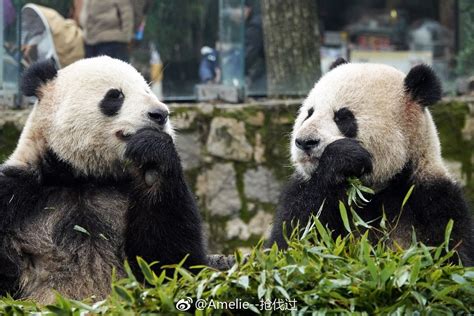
top-left (269, 58), bottom-right (474, 265)
top-left (0, 57), bottom-right (207, 303)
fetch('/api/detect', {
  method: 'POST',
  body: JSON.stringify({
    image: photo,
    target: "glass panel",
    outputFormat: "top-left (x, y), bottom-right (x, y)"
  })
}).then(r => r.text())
top-left (1, 1), bottom-right (468, 100)
top-left (1, 0), bottom-right (20, 105)
top-left (457, 0), bottom-right (474, 77)
top-left (132, 0), bottom-right (219, 101)
top-left (319, 0), bottom-right (457, 91)
top-left (218, 0), bottom-right (244, 91)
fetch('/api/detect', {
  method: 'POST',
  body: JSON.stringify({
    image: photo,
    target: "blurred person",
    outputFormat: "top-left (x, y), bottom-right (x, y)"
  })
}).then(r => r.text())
top-left (199, 46), bottom-right (220, 83)
top-left (73, 0), bottom-right (152, 62)
top-left (3, 0), bottom-right (16, 29)
top-left (244, 0), bottom-right (266, 94)
top-left (21, 4), bottom-right (84, 67)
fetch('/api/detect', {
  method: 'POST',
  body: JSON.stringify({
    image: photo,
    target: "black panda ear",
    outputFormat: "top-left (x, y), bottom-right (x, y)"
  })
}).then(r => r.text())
top-left (21, 59), bottom-right (58, 98)
top-left (329, 57), bottom-right (348, 71)
top-left (404, 64), bottom-right (442, 107)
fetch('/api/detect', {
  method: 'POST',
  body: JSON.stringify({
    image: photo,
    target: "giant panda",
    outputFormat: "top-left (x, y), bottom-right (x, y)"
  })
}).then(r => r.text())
top-left (268, 58), bottom-right (474, 265)
top-left (0, 57), bottom-right (207, 303)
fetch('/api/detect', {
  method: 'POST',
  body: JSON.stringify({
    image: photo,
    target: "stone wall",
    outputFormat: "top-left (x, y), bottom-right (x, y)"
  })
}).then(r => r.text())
top-left (0, 98), bottom-right (473, 253)
top-left (171, 100), bottom-right (299, 253)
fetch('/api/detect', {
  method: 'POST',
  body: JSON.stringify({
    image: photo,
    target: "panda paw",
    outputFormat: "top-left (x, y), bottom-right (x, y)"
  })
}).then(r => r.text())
top-left (0, 165), bottom-right (42, 183)
top-left (317, 138), bottom-right (373, 185)
top-left (124, 128), bottom-right (182, 176)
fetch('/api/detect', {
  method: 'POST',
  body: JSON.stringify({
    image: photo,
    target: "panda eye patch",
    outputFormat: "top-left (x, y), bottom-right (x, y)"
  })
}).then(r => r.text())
top-left (100, 89), bottom-right (125, 117)
top-left (334, 107), bottom-right (357, 138)
top-left (106, 89), bottom-right (124, 99)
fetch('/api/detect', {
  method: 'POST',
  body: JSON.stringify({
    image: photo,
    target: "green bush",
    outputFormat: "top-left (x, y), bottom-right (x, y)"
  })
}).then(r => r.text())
top-left (1, 209), bottom-right (473, 314)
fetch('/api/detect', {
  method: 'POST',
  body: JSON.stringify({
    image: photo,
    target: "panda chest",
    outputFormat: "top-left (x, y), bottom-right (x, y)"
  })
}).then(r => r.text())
top-left (47, 187), bottom-right (128, 241)
top-left (14, 186), bottom-right (130, 301)
top-left (19, 186), bottom-right (130, 255)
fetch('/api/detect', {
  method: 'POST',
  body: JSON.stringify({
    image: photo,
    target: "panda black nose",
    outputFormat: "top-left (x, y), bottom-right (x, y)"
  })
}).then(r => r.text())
top-left (295, 138), bottom-right (320, 152)
top-left (148, 109), bottom-right (168, 126)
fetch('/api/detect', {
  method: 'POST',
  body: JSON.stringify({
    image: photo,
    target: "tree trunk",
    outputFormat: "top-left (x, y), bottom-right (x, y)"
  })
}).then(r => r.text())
top-left (439, 0), bottom-right (455, 31)
top-left (261, 0), bottom-right (321, 97)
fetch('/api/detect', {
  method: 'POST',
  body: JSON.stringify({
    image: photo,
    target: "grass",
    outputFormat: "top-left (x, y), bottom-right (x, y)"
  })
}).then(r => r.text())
top-left (1, 222), bottom-right (473, 314)
top-left (1, 185), bottom-right (473, 315)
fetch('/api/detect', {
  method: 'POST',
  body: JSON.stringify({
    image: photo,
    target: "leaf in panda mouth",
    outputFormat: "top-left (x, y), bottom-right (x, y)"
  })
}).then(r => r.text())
top-left (346, 177), bottom-right (374, 207)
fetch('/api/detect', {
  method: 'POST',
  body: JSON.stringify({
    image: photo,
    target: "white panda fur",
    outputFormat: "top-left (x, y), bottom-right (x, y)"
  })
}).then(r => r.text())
top-left (269, 59), bottom-right (473, 266)
top-left (0, 57), bottom-right (207, 303)
top-left (291, 62), bottom-right (448, 187)
top-left (8, 57), bottom-right (174, 176)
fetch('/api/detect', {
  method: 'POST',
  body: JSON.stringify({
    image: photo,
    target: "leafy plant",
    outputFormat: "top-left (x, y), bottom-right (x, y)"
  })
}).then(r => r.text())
top-left (346, 176), bottom-right (375, 207)
top-left (1, 210), bottom-right (473, 315)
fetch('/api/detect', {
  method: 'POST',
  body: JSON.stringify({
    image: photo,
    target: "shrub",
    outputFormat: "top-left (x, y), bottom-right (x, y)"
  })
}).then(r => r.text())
top-left (1, 212), bottom-right (473, 314)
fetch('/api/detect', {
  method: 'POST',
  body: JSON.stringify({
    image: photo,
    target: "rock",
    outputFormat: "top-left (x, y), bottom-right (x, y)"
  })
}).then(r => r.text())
top-left (244, 166), bottom-right (282, 203)
top-left (444, 159), bottom-right (466, 186)
top-left (226, 217), bottom-right (250, 240)
top-left (271, 115), bottom-right (293, 125)
top-left (175, 132), bottom-right (202, 170)
top-left (197, 103), bottom-right (214, 114)
top-left (247, 111), bottom-right (265, 126)
top-left (207, 254), bottom-right (235, 270)
top-left (455, 77), bottom-right (470, 96)
top-left (226, 211), bottom-right (273, 241)
top-left (253, 133), bottom-right (266, 163)
top-left (247, 202), bottom-right (256, 212)
top-left (236, 247), bottom-right (252, 255)
top-left (196, 163), bottom-right (241, 216)
top-left (172, 110), bottom-right (197, 130)
top-left (0, 109), bottom-right (31, 129)
top-left (206, 117), bottom-right (253, 161)
top-left (248, 210), bottom-right (273, 238)
top-left (203, 156), bottom-right (213, 163)
top-left (462, 115), bottom-right (474, 141)
top-left (196, 84), bottom-right (244, 103)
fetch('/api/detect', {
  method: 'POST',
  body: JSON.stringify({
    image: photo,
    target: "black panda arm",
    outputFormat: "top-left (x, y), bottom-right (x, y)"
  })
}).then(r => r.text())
top-left (316, 138), bottom-right (373, 187)
top-left (268, 139), bottom-right (372, 249)
top-left (123, 129), bottom-right (207, 276)
top-left (0, 168), bottom-right (42, 297)
top-left (406, 179), bottom-right (474, 266)
top-left (268, 175), bottom-right (316, 249)
top-left (267, 174), bottom-right (347, 249)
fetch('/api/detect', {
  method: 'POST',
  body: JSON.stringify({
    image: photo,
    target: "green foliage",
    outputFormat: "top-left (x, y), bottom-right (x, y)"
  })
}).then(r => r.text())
top-left (457, 0), bottom-right (474, 76)
top-left (346, 176), bottom-right (375, 208)
top-left (0, 123), bottom-right (21, 163)
top-left (431, 101), bottom-right (474, 206)
top-left (456, 47), bottom-right (474, 77)
top-left (1, 215), bottom-right (473, 314)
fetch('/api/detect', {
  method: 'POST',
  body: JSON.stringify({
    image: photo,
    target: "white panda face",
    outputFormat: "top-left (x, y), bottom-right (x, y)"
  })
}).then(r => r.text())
top-left (44, 56), bottom-right (173, 177)
top-left (291, 63), bottom-right (412, 185)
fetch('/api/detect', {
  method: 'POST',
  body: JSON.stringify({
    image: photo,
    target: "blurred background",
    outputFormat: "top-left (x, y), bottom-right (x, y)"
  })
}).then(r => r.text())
top-left (0, 0), bottom-right (473, 103)
top-left (0, 0), bottom-right (473, 252)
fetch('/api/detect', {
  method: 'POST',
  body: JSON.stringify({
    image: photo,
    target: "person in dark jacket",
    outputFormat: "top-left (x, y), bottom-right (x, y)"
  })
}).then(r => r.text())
top-left (244, 0), bottom-right (266, 95)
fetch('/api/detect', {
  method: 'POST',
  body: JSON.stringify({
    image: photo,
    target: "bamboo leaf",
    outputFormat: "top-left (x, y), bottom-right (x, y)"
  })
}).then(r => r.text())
top-left (113, 285), bottom-right (134, 304)
top-left (339, 201), bottom-right (351, 233)
top-left (444, 219), bottom-right (454, 251)
top-left (137, 257), bottom-right (157, 285)
top-left (402, 185), bottom-right (415, 208)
